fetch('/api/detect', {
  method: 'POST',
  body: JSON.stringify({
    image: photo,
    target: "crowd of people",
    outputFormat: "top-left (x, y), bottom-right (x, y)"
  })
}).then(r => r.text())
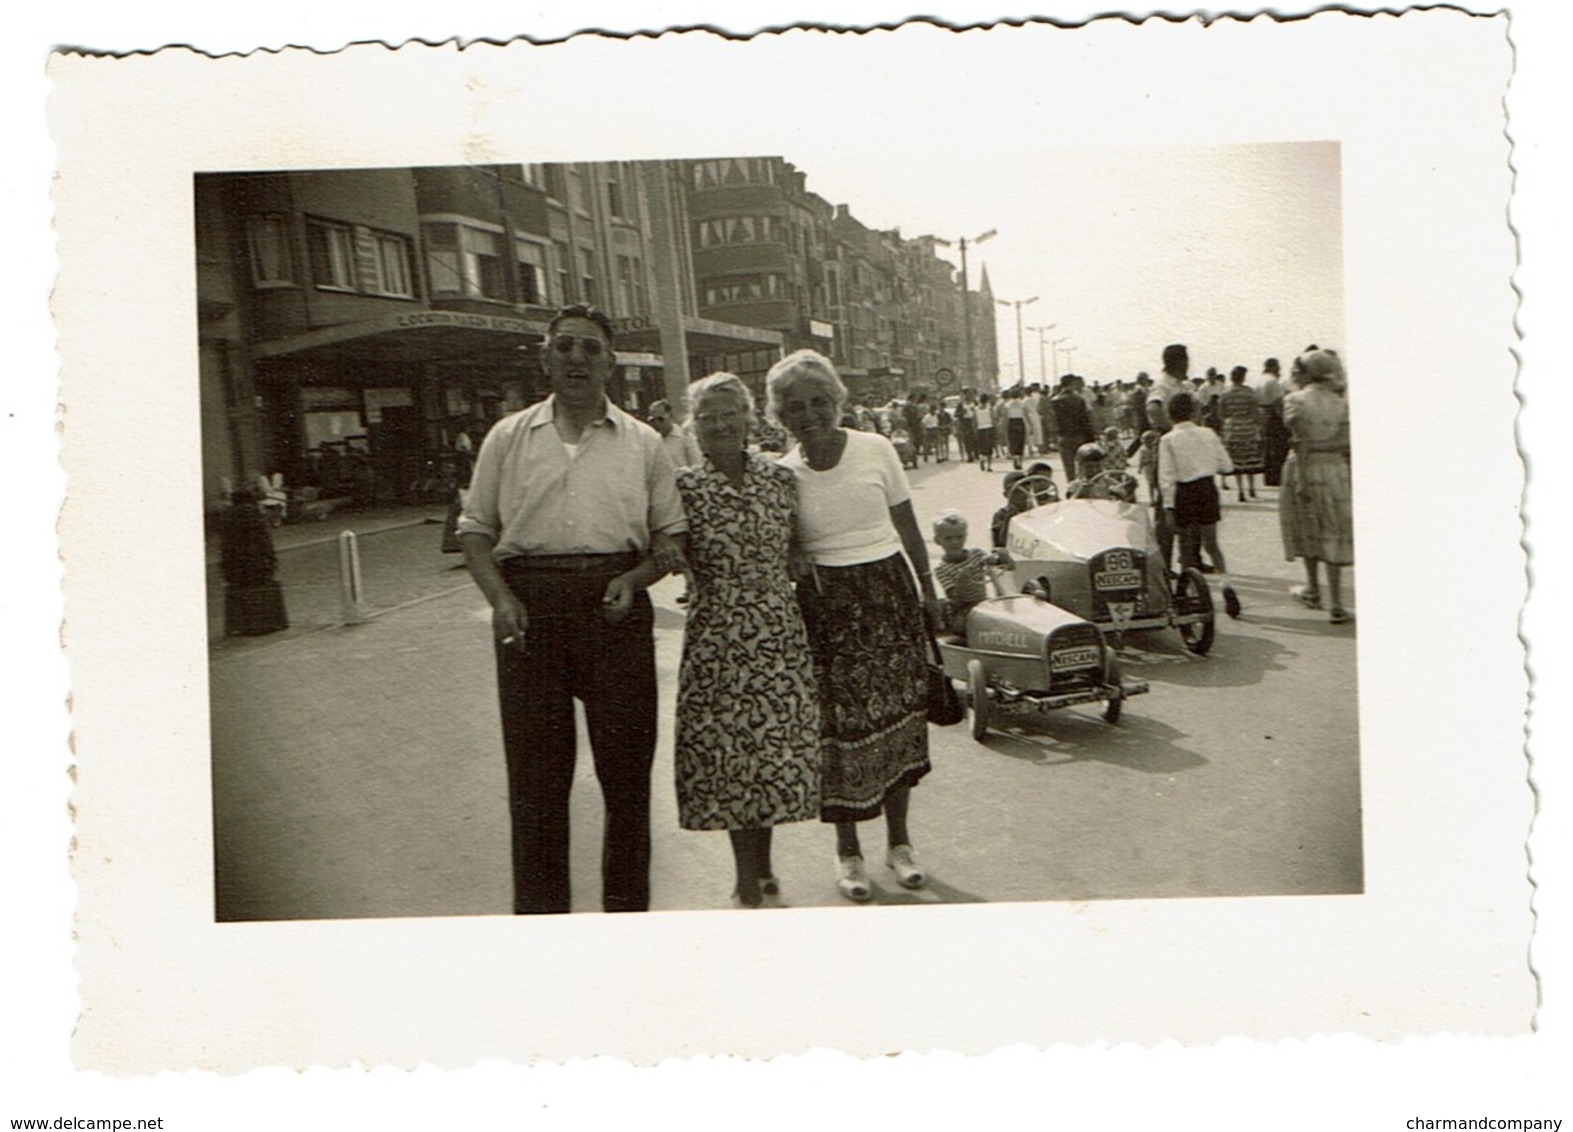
top-left (456, 302), bottom-right (1353, 915)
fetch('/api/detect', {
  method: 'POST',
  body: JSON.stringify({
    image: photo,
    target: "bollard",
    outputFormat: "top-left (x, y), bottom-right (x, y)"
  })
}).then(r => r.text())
top-left (338, 529), bottom-right (367, 624)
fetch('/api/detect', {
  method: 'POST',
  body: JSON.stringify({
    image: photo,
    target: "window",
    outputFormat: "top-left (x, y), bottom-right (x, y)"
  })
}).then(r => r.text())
top-left (366, 231), bottom-right (414, 298)
top-left (615, 254), bottom-right (645, 316)
top-left (554, 241), bottom-right (573, 303)
top-left (606, 178), bottom-right (625, 218)
top-left (579, 247), bottom-right (596, 305)
top-left (516, 238), bottom-right (547, 305)
top-left (701, 273), bottom-right (787, 307)
top-left (245, 214), bottom-right (294, 287)
top-left (306, 218), bottom-right (357, 291)
top-left (423, 221), bottom-right (505, 300)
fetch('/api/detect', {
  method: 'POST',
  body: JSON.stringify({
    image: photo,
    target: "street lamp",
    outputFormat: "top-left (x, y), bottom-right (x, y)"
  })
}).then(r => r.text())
top-left (1027, 323), bottom-right (1058, 386)
top-left (997, 294), bottom-right (1039, 391)
top-left (1049, 336), bottom-right (1069, 380)
top-left (932, 228), bottom-right (996, 390)
top-left (1062, 344), bottom-right (1079, 372)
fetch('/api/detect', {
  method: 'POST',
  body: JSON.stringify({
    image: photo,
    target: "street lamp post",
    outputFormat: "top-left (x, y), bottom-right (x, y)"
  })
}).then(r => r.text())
top-left (997, 294), bottom-right (1039, 391)
top-left (1062, 344), bottom-right (1079, 372)
top-left (1027, 323), bottom-right (1058, 386)
top-left (933, 228), bottom-right (996, 390)
top-left (1049, 336), bottom-right (1069, 380)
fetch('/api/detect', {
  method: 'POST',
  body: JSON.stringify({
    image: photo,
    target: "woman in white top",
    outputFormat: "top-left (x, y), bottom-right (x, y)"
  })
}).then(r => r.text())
top-left (770, 349), bottom-right (941, 902)
top-left (974, 393), bottom-right (997, 472)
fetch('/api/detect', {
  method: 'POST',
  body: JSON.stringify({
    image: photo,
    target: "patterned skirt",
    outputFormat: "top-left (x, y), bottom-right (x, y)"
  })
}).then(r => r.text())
top-left (797, 554), bottom-right (932, 823)
top-left (1222, 418), bottom-right (1264, 473)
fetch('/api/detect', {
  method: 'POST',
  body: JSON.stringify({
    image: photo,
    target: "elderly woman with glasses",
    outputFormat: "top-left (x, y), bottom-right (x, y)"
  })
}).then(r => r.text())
top-left (671, 373), bottom-right (822, 908)
top-left (768, 349), bottom-right (940, 903)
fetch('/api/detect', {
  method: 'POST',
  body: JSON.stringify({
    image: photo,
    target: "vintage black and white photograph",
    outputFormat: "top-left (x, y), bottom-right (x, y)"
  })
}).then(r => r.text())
top-left (44, 9), bottom-right (1537, 1077)
top-left (199, 147), bottom-right (1360, 923)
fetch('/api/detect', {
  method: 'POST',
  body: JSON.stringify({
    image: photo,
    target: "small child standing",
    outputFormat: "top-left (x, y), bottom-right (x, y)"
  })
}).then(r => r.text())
top-left (932, 511), bottom-right (1011, 638)
top-left (991, 470), bottom-right (1030, 549)
top-left (1136, 429), bottom-right (1161, 504)
top-left (1100, 426), bottom-right (1129, 474)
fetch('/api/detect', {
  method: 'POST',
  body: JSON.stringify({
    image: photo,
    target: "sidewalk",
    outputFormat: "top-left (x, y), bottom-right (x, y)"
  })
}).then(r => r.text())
top-left (207, 501), bottom-right (449, 564)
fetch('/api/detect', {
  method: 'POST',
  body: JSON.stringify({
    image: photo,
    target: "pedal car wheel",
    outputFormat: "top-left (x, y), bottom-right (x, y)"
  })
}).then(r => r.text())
top-left (967, 659), bottom-right (989, 741)
top-left (1102, 656), bottom-right (1124, 724)
top-left (1173, 566), bottom-right (1216, 655)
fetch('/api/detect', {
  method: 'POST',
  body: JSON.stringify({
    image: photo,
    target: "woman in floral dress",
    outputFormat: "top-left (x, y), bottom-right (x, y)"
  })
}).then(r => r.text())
top-left (673, 373), bottom-right (821, 908)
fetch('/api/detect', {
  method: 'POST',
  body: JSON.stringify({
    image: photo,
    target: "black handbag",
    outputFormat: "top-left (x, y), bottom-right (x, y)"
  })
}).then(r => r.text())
top-left (925, 633), bottom-right (965, 726)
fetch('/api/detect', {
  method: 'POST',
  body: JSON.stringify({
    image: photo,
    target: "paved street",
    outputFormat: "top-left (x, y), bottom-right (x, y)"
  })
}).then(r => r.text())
top-left (208, 451), bottom-right (1360, 921)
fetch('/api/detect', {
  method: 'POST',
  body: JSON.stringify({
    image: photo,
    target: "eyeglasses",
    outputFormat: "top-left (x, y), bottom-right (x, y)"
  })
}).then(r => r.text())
top-left (693, 410), bottom-right (744, 426)
top-left (550, 334), bottom-right (607, 357)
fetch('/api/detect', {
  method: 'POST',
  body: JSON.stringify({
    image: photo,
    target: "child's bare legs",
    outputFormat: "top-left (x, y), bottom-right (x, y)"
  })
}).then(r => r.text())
top-left (1201, 523), bottom-right (1240, 616)
top-left (1199, 524), bottom-right (1226, 575)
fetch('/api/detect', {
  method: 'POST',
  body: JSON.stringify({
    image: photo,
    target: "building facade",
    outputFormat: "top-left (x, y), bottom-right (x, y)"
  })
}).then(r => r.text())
top-left (194, 156), bottom-right (999, 517)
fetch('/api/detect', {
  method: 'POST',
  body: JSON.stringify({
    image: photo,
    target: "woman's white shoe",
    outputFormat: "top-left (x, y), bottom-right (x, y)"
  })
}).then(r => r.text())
top-left (836, 855), bottom-right (872, 902)
top-left (885, 844), bottom-right (927, 889)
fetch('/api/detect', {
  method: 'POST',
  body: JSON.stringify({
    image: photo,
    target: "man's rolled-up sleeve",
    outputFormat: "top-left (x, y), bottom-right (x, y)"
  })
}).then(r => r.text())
top-left (456, 425), bottom-right (505, 540)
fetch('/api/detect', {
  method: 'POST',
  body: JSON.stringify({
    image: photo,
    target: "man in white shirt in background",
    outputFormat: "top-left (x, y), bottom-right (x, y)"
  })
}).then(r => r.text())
top-left (648, 398), bottom-right (702, 470)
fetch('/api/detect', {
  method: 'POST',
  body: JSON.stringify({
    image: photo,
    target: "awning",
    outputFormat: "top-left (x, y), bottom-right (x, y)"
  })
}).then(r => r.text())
top-left (254, 309), bottom-right (551, 366)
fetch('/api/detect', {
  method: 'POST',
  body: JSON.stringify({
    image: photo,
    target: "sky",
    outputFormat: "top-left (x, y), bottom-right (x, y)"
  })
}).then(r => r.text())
top-left (792, 140), bottom-right (1345, 386)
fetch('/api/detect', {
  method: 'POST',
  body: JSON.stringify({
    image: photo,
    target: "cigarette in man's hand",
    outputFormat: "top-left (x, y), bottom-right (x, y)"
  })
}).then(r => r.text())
top-left (501, 635), bottom-right (519, 646)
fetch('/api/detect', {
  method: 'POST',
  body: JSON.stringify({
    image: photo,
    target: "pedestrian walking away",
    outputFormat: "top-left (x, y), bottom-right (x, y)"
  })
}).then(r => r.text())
top-left (974, 394), bottom-right (997, 472)
top-left (457, 303), bottom-right (687, 915)
top-left (1283, 348), bottom-right (1355, 624)
top-left (1219, 365), bottom-right (1266, 501)
top-left (1050, 373), bottom-right (1096, 484)
top-left (1258, 357), bottom-right (1291, 487)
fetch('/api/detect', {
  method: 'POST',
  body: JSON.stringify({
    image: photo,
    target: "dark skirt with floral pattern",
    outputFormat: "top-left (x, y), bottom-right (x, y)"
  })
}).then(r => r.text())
top-left (797, 553), bottom-right (932, 823)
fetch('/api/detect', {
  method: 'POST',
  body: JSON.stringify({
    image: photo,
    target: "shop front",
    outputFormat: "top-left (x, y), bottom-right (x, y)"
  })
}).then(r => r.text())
top-left (250, 309), bottom-right (548, 506)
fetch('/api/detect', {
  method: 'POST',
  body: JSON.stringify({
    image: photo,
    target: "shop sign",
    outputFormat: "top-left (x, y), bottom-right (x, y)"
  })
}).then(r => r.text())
top-left (392, 310), bottom-right (537, 335)
top-left (809, 319), bottom-right (834, 340)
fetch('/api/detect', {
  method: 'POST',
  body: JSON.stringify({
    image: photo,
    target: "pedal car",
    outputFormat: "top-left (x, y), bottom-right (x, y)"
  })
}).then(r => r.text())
top-left (936, 593), bottom-right (1150, 741)
top-left (1002, 472), bottom-right (1216, 654)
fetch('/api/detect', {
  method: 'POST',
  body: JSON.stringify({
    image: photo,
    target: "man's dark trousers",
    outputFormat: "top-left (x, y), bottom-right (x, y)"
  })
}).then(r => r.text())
top-left (495, 561), bottom-right (656, 914)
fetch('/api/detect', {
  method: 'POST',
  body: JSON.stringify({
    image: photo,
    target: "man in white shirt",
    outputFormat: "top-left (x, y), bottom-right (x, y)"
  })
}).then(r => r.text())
top-left (459, 304), bottom-right (687, 914)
